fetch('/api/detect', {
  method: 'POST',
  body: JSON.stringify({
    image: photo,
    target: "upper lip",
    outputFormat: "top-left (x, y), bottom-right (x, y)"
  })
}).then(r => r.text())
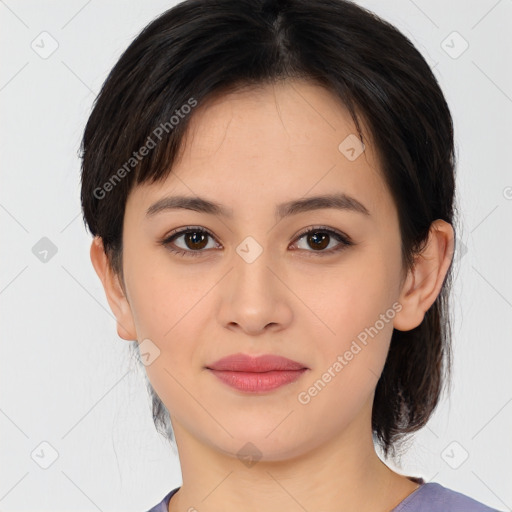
top-left (206, 353), bottom-right (307, 372)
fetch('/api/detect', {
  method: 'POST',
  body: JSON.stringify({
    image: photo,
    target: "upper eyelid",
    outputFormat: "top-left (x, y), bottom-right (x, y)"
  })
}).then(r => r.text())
top-left (165, 226), bottom-right (220, 244)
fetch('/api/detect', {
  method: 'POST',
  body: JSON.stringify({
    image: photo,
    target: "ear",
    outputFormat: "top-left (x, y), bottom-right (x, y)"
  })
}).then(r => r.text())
top-left (89, 236), bottom-right (138, 341)
top-left (393, 219), bottom-right (455, 332)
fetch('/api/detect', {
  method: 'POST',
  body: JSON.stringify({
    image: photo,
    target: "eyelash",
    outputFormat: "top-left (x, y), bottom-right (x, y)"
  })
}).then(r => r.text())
top-left (159, 225), bottom-right (354, 259)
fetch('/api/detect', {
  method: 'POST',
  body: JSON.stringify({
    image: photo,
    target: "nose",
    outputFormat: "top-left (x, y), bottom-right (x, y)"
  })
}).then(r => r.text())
top-left (217, 244), bottom-right (294, 336)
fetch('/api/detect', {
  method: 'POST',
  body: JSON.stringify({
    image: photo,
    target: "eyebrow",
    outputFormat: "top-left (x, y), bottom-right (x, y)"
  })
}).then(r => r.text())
top-left (145, 192), bottom-right (371, 220)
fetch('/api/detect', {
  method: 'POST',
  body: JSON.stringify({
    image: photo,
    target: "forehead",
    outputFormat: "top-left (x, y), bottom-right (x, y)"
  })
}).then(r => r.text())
top-left (180, 79), bottom-right (368, 166)
top-left (127, 79), bottom-right (395, 224)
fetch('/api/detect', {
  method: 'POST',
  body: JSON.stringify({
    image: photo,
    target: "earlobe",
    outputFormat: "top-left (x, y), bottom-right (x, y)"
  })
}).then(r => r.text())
top-left (393, 220), bottom-right (454, 332)
top-left (89, 236), bottom-right (138, 341)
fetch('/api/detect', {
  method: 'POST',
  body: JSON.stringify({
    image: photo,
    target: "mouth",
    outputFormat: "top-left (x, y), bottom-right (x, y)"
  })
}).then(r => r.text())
top-left (205, 353), bottom-right (308, 393)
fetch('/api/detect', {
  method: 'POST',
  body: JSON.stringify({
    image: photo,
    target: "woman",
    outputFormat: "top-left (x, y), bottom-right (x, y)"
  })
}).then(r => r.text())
top-left (80, 0), bottom-right (502, 510)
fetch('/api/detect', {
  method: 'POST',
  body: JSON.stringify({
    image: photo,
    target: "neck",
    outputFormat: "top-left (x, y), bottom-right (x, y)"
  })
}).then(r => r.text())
top-left (167, 404), bottom-right (418, 512)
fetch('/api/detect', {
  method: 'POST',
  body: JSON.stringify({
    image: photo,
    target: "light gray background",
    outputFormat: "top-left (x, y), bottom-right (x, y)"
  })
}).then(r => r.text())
top-left (1, 1), bottom-right (511, 511)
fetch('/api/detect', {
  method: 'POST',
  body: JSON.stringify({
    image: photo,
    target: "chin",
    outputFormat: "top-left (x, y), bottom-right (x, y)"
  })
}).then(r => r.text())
top-left (209, 429), bottom-right (315, 464)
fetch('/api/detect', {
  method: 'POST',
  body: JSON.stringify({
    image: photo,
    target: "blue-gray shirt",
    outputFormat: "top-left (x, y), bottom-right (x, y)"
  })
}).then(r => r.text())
top-left (146, 479), bottom-right (503, 511)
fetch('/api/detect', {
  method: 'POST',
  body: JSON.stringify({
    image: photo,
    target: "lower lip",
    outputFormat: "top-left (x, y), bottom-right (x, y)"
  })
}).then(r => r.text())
top-left (208, 369), bottom-right (307, 392)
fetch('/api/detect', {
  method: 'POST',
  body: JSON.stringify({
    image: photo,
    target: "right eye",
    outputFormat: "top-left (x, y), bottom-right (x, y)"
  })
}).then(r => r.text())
top-left (159, 226), bottom-right (221, 258)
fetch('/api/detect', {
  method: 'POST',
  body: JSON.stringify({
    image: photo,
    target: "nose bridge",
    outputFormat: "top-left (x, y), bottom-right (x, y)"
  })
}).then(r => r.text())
top-left (233, 234), bottom-right (275, 295)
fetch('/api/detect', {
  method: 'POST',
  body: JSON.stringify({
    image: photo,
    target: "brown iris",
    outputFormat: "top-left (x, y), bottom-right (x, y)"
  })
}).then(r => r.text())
top-left (184, 231), bottom-right (209, 250)
top-left (305, 231), bottom-right (331, 250)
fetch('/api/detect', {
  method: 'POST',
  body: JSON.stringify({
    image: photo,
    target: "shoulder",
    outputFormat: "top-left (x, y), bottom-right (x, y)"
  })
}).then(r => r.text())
top-left (144, 487), bottom-right (180, 512)
top-left (144, 483), bottom-right (504, 512)
top-left (393, 482), bottom-right (503, 512)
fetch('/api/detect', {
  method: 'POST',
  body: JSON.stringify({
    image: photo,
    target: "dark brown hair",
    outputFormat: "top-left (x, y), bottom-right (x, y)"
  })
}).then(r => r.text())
top-left (80, 0), bottom-right (458, 460)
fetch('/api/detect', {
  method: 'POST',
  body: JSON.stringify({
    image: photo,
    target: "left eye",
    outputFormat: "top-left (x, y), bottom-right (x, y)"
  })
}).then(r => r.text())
top-left (291, 227), bottom-right (353, 255)
top-left (160, 226), bottom-right (353, 258)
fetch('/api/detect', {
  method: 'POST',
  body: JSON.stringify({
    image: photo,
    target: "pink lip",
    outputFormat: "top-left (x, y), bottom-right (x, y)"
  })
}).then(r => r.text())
top-left (206, 353), bottom-right (308, 393)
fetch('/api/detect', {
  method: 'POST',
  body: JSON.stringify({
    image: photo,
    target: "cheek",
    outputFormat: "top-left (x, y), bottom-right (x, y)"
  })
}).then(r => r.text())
top-left (304, 256), bottom-right (397, 334)
top-left (300, 253), bottom-right (399, 387)
top-left (294, 279), bottom-right (396, 437)
top-left (125, 245), bottom-right (204, 336)
top-left (126, 253), bottom-right (215, 374)
top-left (129, 269), bottom-right (209, 421)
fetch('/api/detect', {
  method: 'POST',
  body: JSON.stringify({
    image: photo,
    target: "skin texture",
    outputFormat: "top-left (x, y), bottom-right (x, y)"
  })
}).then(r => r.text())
top-left (90, 79), bottom-right (454, 512)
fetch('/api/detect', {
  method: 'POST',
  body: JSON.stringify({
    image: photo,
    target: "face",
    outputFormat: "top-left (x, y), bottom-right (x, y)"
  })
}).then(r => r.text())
top-left (118, 79), bottom-right (407, 461)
